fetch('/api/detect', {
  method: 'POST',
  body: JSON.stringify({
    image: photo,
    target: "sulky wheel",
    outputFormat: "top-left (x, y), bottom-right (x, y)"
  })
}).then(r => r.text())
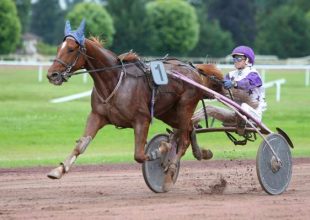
top-left (142, 134), bottom-right (180, 193)
top-left (256, 133), bottom-right (292, 195)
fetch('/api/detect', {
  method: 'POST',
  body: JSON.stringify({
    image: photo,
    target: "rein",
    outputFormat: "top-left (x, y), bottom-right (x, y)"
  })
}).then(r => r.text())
top-left (72, 61), bottom-right (141, 76)
top-left (54, 44), bottom-right (135, 104)
top-left (54, 46), bottom-right (140, 78)
top-left (82, 48), bottom-right (128, 104)
top-left (196, 68), bottom-right (234, 100)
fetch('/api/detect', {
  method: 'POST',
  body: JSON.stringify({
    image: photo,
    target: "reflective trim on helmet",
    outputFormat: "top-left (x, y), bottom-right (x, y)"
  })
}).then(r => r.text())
top-left (232, 53), bottom-right (244, 56)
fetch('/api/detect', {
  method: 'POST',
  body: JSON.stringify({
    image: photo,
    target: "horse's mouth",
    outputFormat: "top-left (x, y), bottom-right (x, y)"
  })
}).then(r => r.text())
top-left (48, 77), bottom-right (64, 86)
top-left (51, 79), bottom-right (64, 86)
top-left (48, 73), bottom-right (65, 86)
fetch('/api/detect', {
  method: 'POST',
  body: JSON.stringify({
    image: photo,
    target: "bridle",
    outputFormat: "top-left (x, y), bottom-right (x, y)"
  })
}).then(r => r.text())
top-left (52, 45), bottom-right (86, 81)
top-left (51, 39), bottom-right (134, 104)
top-left (52, 41), bottom-right (142, 80)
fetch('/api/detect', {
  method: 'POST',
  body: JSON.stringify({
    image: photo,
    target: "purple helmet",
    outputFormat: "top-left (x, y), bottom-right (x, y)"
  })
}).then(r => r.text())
top-left (232, 46), bottom-right (255, 64)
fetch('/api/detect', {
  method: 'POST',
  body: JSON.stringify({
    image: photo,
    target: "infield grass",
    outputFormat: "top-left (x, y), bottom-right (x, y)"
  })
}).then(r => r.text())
top-left (0, 66), bottom-right (309, 168)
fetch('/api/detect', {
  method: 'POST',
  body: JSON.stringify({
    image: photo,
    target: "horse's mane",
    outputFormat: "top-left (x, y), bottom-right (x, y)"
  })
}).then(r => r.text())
top-left (87, 36), bottom-right (122, 61)
top-left (194, 63), bottom-right (225, 96)
top-left (89, 36), bottom-right (104, 48)
top-left (118, 51), bottom-right (140, 62)
top-left (195, 63), bottom-right (223, 80)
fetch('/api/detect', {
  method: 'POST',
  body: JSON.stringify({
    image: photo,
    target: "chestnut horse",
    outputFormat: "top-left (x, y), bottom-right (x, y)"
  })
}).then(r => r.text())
top-left (46, 20), bottom-right (223, 188)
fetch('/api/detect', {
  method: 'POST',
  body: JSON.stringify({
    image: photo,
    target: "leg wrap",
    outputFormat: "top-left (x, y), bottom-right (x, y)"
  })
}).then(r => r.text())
top-left (148, 141), bottom-right (171, 161)
top-left (62, 136), bottom-right (92, 173)
top-left (75, 136), bottom-right (92, 155)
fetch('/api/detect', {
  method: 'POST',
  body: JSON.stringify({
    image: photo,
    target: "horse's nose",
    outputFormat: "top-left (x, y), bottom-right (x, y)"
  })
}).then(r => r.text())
top-left (48, 72), bottom-right (60, 80)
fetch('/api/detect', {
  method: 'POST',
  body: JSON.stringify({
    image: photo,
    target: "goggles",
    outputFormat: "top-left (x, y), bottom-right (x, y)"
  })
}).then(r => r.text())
top-left (232, 56), bottom-right (246, 63)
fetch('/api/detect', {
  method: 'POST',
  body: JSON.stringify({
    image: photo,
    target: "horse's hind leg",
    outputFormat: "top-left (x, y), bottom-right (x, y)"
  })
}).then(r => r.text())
top-left (162, 98), bottom-right (201, 190)
top-left (47, 112), bottom-right (106, 179)
top-left (190, 129), bottom-right (213, 160)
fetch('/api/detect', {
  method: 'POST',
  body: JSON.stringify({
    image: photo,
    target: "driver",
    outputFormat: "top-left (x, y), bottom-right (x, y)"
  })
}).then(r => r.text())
top-left (192, 45), bottom-right (267, 126)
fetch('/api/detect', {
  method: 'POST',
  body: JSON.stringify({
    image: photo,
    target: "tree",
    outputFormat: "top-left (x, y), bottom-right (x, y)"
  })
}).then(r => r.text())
top-left (288, 0), bottom-right (310, 12)
top-left (255, 0), bottom-right (289, 14)
top-left (208, 0), bottom-right (256, 46)
top-left (190, 2), bottom-right (233, 57)
top-left (0, 0), bottom-right (21, 54)
top-left (255, 5), bottom-right (310, 58)
top-left (30, 0), bottom-right (65, 45)
top-left (145, 0), bottom-right (199, 56)
top-left (190, 20), bottom-right (233, 58)
top-left (14, 0), bottom-right (31, 34)
top-left (67, 2), bottom-right (115, 47)
top-left (106, 0), bottom-right (150, 54)
top-left (63, 0), bottom-right (84, 10)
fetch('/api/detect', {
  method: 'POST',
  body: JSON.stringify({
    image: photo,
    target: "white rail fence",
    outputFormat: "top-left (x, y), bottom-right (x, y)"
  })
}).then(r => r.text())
top-left (263, 78), bottom-right (286, 102)
top-left (0, 61), bottom-right (309, 86)
top-left (0, 60), bottom-right (89, 83)
top-left (50, 90), bottom-right (92, 103)
top-left (217, 64), bottom-right (310, 86)
top-left (0, 61), bottom-right (306, 103)
top-left (1, 61), bottom-right (310, 85)
top-left (50, 78), bottom-right (286, 103)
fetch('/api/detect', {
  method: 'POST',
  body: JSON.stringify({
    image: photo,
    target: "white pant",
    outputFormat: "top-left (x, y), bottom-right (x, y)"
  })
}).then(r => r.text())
top-left (192, 89), bottom-right (261, 124)
top-left (192, 105), bottom-right (236, 124)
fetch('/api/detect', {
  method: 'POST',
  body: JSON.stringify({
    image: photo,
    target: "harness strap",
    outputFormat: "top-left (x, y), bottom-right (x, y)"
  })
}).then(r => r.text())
top-left (93, 69), bottom-right (125, 104)
top-left (225, 130), bottom-right (257, 146)
top-left (150, 86), bottom-right (157, 124)
top-left (201, 100), bottom-right (209, 128)
top-left (54, 58), bottom-right (70, 68)
top-left (84, 51), bottom-right (126, 104)
top-left (225, 131), bottom-right (247, 145)
top-left (72, 62), bottom-right (141, 76)
top-left (54, 50), bottom-right (82, 80)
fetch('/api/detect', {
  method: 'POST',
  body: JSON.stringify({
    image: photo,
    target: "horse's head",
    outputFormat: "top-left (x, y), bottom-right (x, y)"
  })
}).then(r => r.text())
top-left (195, 64), bottom-right (225, 96)
top-left (47, 20), bottom-right (87, 85)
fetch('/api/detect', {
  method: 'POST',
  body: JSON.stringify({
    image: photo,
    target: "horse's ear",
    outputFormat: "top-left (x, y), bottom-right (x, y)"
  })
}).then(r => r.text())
top-left (64, 20), bottom-right (71, 36)
top-left (76, 19), bottom-right (86, 45)
top-left (77, 19), bottom-right (86, 36)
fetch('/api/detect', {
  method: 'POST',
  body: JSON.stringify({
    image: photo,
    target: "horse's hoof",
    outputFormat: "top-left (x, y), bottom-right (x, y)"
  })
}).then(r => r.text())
top-left (134, 155), bottom-right (148, 163)
top-left (163, 164), bottom-right (176, 192)
top-left (201, 149), bottom-right (213, 160)
top-left (192, 148), bottom-right (202, 161)
top-left (47, 166), bottom-right (64, 179)
top-left (163, 172), bottom-right (174, 192)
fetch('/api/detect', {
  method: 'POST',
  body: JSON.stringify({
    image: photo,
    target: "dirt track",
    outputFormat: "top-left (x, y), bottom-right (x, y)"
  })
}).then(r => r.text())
top-left (0, 158), bottom-right (310, 220)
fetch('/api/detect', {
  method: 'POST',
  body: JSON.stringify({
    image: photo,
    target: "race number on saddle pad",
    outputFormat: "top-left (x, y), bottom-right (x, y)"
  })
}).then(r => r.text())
top-left (150, 61), bottom-right (168, 85)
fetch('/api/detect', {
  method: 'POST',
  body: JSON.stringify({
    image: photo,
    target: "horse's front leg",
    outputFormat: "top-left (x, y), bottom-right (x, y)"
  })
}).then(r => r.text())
top-left (47, 112), bottom-right (107, 179)
top-left (133, 120), bottom-right (151, 163)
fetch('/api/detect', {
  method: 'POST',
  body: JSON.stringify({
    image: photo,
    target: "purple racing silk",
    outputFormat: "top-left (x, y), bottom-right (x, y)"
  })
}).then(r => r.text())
top-left (225, 66), bottom-right (267, 116)
top-left (235, 72), bottom-right (262, 91)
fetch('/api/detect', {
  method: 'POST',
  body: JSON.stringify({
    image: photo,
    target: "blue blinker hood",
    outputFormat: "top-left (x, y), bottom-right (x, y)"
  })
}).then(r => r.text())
top-left (64, 19), bottom-right (86, 46)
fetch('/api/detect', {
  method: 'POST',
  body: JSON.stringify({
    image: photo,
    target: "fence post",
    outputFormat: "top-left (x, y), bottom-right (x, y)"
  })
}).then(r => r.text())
top-left (38, 65), bottom-right (43, 82)
top-left (276, 82), bottom-right (281, 102)
top-left (261, 69), bottom-right (266, 83)
top-left (83, 73), bottom-right (88, 83)
top-left (306, 69), bottom-right (310, 86)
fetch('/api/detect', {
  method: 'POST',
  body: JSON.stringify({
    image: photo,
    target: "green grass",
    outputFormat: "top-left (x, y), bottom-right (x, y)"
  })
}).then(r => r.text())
top-left (0, 66), bottom-right (309, 168)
